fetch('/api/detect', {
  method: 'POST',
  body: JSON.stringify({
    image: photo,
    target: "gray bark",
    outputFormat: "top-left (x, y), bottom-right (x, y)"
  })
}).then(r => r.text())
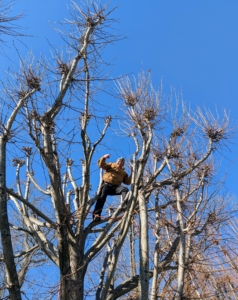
top-left (0, 89), bottom-right (36, 299)
top-left (138, 192), bottom-right (149, 300)
top-left (129, 220), bottom-right (136, 277)
top-left (175, 187), bottom-right (185, 300)
top-left (150, 197), bottom-right (160, 300)
top-left (0, 137), bottom-right (22, 300)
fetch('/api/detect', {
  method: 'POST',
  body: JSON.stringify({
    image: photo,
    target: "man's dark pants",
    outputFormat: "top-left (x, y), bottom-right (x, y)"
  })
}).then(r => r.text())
top-left (93, 183), bottom-right (129, 218)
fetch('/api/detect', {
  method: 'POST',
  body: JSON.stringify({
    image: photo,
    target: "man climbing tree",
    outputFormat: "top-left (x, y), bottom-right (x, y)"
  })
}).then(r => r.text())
top-left (93, 154), bottom-right (133, 221)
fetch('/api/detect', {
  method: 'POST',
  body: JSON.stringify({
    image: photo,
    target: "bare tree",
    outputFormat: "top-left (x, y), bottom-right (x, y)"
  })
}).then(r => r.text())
top-left (2, 2), bottom-right (121, 299)
top-left (115, 73), bottom-right (233, 299)
top-left (0, 0), bottom-right (23, 41)
top-left (0, 77), bottom-right (39, 299)
top-left (0, 2), bottom-right (236, 300)
top-left (0, 1), bottom-right (39, 299)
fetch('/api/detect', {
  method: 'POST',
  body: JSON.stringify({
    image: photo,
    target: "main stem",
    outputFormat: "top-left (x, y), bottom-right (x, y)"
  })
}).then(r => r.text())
top-left (0, 136), bottom-right (22, 300)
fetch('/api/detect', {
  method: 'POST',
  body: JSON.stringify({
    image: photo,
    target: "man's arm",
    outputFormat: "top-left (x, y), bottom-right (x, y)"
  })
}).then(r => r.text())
top-left (98, 154), bottom-right (112, 170)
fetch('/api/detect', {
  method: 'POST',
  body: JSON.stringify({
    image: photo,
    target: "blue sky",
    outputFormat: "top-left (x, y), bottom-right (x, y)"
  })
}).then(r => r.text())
top-left (1, 0), bottom-right (237, 194)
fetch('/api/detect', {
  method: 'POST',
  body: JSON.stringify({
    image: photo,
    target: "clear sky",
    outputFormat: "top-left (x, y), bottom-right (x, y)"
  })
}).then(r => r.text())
top-left (1, 0), bottom-right (237, 194)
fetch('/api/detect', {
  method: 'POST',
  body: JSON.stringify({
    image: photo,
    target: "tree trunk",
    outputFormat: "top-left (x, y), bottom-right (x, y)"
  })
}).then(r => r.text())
top-left (138, 192), bottom-right (149, 300)
top-left (150, 198), bottom-right (160, 300)
top-left (0, 136), bottom-right (22, 300)
top-left (175, 187), bottom-right (185, 300)
top-left (129, 221), bottom-right (136, 277)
